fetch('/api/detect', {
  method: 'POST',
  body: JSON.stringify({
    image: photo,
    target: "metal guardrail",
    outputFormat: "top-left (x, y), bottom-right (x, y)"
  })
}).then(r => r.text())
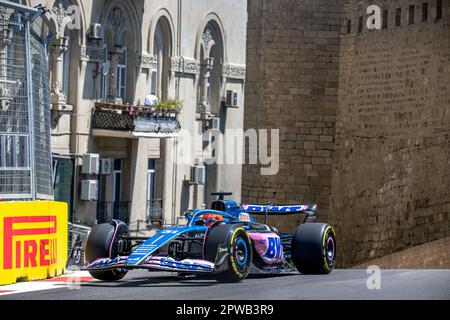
top-left (67, 222), bottom-right (91, 267)
top-left (0, 3), bottom-right (53, 199)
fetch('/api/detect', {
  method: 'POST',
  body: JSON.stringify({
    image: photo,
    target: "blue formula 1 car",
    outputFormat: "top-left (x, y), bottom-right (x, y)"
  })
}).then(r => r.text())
top-left (85, 192), bottom-right (336, 282)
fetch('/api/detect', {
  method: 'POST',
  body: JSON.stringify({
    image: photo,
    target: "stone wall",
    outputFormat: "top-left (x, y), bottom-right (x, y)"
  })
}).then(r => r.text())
top-left (353, 237), bottom-right (450, 269)
top-left (243, 0), bottom-right (346, 230)
top-left (331, 0), bottom-right (450, 266)
top-left (244, 0), bottom-right (450, 267)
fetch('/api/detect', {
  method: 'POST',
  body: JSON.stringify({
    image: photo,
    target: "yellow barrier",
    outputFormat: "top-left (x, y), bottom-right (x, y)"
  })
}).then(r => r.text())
top-left (0, 201), bottom-right (68, 285)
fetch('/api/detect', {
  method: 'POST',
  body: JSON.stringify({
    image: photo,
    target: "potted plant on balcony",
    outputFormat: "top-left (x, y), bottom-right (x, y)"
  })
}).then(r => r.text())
top-left (155, 99), bottom-right (182, 117)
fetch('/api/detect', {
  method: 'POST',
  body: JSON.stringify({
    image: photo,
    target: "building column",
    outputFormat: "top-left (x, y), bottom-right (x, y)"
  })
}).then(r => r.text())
top-left (129, 138), bottom-right (149, 226)
top-left (67, 40), bottom-right (96, 225)
top-left (162, 138), bottom-right (175, 225)
top-left (50, 36), bottom-right (68, 106)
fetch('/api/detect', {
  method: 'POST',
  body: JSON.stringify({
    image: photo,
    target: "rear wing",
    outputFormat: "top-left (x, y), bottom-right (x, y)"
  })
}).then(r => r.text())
top-left (243, 204), bottom-right (318, 223)
top-left (243, 204), bottom-right (317, 215)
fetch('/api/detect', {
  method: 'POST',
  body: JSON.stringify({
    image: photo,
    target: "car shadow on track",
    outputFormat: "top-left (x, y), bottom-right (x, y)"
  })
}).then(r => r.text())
top-left (79, 275), bottom-right (219, 289)
top-left (246, 273), bottom-right (298, 279)
top-left (78, 272), bottom-right (299, 289)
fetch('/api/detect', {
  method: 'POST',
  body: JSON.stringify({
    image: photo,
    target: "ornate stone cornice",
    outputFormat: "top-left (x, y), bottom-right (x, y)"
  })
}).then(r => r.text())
top-left (147, 56), bottom-right (246, 79)
top-left (170, 57), bottom-right (183, 73)
top-left (222, 63), bottom-right (246, 80)
top-left (169, 56), bottom-right (200, 75)
top-left (138, 53), bottom-right (155, 69)
top-left (184, 58), bottom-right (201, 75)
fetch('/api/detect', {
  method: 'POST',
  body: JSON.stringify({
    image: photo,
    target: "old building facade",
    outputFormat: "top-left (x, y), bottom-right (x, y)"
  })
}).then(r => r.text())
top-left (243, 0), bottom-right (450, 266)
top-left (17, 0), bottom-right (247, 230)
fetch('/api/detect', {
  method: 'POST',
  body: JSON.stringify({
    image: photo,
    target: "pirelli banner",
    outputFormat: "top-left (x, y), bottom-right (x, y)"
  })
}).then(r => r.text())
top-left (0, 201), bottom-right (68, 285)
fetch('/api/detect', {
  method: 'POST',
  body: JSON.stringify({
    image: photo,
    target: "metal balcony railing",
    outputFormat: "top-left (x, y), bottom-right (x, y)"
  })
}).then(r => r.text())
top-left (97, 201), bottom-right (130, 224)
top-left (92, 102), bottom-right (180, 133)
top-left (146, 199), bottom-right (163, 224)
top-left (92, 108), bottom-right (133, 131)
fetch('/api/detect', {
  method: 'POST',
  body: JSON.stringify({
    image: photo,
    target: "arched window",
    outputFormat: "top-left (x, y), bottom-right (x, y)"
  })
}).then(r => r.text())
top-left (199, 22), bottom-right (223, 115)
top-left (60, 28), bottom-right (72, 99)
top-left (151, 18), bottom-right (171, 101)
top-left (102, 31), bottom-right (129, 103)
top-left (116, 35), bottom-right (127, 102)
top-left (102, 6), bottom-right (137, 104)
top-left (101, 28), bottom-right (114, 101)
top-left (100, 58), bottom-right (108, 101)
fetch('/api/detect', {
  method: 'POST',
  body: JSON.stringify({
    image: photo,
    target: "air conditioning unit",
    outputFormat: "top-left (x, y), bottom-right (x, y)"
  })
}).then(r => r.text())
top-left (80, 180), bottom-right (98, 201)
top-left (81, 153), bottom-right (100, 174)
top-left (190, 165), bottom-right (206, 185)
top-left (99, 158), bottom-right (112, 175)
top-left (210, 117), bottom-right (220, 130)
top-left (88, 23), bottom-right (103, 39)
top-left (225, 90), bottom-right (239, 107)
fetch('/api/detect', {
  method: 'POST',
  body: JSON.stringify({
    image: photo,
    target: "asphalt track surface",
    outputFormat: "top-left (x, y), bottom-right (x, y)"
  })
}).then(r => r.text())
top-left (2, 269), bottom-right (449, 300)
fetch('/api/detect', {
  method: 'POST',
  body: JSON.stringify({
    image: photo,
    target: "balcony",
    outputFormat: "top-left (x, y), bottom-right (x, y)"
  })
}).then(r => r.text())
top-left (146, 199), bottom-right (163, 225)
top-left (92, 102), bottom-right (180, 138)
top-left (97, 201), bottom-right (130, 224)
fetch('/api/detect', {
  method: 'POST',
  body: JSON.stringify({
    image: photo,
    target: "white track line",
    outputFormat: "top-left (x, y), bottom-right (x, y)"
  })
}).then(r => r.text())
top-left (0, 271), bottom-right (96, 296)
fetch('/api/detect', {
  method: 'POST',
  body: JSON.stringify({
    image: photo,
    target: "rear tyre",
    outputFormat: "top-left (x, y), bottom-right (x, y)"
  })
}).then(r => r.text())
top-left (204, 224), bottom-right (252, 282)
top-left (292, 223), bottom-right (336, 274)
top-left (85, 221), bottom-right (128, 281)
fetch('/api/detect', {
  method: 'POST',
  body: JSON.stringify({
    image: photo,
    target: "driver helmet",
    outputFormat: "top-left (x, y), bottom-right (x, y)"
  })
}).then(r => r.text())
top-left (203, 213), bottom-right (224, 227)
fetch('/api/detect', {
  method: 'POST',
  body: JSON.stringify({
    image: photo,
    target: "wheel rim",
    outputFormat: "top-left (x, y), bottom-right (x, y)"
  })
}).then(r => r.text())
top-left (325, 234), bottom-right (336, 266)
top-left (234, 237), bottom-right (249, 270)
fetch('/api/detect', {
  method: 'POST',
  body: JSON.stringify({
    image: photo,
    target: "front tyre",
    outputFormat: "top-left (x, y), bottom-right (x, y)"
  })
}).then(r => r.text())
top-left (85, 221), bottom-right (128, 281)
top-left (204, 225), bottom-right (253, 282)
top-left (292, 223), bottom-right (336, 274)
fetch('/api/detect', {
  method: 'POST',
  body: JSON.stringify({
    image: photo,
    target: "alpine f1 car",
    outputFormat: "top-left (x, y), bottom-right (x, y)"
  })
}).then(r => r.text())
top-left (85, 192), bottom-right (336, 282)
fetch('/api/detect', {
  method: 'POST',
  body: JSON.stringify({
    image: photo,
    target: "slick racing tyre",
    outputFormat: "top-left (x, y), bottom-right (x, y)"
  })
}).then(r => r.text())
top-left (204, 224), bottom-right (253, 282)
top-left (85, 220), bottom-right (129, 281)
top-left (292, 223), bottom-right (336, 274)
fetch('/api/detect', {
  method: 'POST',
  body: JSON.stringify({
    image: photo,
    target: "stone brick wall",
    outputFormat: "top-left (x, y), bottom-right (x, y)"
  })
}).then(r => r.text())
top-left (331, 0), bottom-right (450, 266)
top-left (243, 0), bottom-right (346, 230)
top-left (353, 237), bottom-right (450, 269)
top-left (243, 0), bottom-right (450, 267)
